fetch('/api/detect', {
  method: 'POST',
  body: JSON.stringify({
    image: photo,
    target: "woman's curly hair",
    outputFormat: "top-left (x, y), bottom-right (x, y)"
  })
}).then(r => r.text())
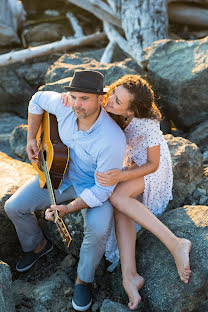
top-left (103, 75), bottom-right (161, 126)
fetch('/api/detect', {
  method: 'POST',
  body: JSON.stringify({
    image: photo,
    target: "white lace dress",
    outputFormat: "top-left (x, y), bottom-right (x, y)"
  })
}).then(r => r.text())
top-left (105, 118), bottom-right (173, 271)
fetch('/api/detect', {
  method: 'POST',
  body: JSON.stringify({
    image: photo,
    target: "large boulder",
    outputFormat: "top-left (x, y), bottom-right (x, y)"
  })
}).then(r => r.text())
top-left (137, 205), bottom-right (208, 312)
top-left (187, 120), bottom-right (208, 152)
top-left (0, 61), bottom-right (55, 118)
top-left (41, 51), bottom-right (142, 93)
top-left (100, 299), bottom-right (140, 312)
top-left (9, 124), bottom-right (28, 161)
top-left (0, 261), bottom-right (15, 312)
top-left (111, 205), bottom-right (208, 311)
top-left (0, 113), bottom-right (26, 159)
top-left (0, 152), bottom-right (36, 263)
top-left (142, 36), bottom-right (208, 130)
top-left (165, 135), bottom-right (203, 208)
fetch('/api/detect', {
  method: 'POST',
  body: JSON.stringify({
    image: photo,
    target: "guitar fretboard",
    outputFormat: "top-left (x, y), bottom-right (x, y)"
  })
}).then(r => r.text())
top-left (41, 150), bottom-right (58, 222)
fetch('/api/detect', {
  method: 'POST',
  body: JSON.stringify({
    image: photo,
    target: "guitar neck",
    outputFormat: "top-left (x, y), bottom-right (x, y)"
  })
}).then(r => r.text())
top-left (41, 150), bottom-right (59, 222)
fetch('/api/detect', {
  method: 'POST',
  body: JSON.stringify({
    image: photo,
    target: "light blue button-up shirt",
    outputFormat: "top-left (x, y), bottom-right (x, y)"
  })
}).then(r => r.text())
top-left (28, 91), bottom-right (126, 207)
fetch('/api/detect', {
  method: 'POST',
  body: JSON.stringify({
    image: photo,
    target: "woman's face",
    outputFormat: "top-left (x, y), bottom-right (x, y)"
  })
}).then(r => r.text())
top-left (105, 85), bottom-right (134, 117)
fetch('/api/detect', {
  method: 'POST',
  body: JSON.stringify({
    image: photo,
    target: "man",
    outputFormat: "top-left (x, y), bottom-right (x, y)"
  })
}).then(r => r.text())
top-left (5, 70), bottom-right (126, 311)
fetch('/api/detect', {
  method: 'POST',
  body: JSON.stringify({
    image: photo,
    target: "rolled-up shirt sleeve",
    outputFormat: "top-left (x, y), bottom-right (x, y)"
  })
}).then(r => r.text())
top-left (28, 91), bottom-right (61, 115)
top-left (79, 137), bottom-right (126, 207)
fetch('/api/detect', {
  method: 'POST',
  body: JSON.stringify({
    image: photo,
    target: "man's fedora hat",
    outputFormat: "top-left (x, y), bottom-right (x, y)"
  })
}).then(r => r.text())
top-left (64, 70), bottom-right (106, 95)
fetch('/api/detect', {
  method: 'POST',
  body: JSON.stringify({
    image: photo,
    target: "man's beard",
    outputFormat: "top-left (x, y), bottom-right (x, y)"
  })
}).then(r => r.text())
top-left (73, 108), bottom-right (87, 119)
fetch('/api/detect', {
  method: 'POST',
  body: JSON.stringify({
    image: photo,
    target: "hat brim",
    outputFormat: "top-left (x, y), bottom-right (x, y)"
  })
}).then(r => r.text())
top-left (64, 86), bottom-right (106, 95)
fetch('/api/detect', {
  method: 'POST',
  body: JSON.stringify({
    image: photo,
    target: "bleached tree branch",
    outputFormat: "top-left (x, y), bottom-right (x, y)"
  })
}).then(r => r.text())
top-left (66, 12), bottom-right (84, 37)
top-left (100, 40), bottom-right (116, 63)
top-left (65, 0), bottom-right (121, 28)
top-left (0, 32), bottom-right (107, 67)
top-left (103, 21), bottom-right (134, 61)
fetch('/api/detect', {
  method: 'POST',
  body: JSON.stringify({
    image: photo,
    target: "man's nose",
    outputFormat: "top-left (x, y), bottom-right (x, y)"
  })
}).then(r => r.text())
top-left (74, 99), bottom-right (82, 107)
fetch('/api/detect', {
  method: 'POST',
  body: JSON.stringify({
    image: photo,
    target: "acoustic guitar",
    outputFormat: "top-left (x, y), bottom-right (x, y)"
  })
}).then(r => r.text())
top-left (32, 111), bottom-right (72, 248)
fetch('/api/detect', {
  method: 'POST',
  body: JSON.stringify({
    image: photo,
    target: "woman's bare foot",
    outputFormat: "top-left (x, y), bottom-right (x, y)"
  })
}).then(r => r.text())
top-left (172, 238), bottom-right (192, 284)
top-left (123, 274), bottom-right (145, 310)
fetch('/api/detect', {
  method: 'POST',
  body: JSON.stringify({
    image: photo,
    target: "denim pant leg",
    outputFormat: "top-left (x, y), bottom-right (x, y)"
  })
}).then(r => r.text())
top-left (77, 199), bottom-right (113, 283)
top-left (4, 175), bottom-right (76, 252)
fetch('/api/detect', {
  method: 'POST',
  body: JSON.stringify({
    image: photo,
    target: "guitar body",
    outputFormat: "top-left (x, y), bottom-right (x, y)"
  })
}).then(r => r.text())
top-left (32, 111), bottom-right (72, 248)
top-left (33, 111), bottom-right (69, 189)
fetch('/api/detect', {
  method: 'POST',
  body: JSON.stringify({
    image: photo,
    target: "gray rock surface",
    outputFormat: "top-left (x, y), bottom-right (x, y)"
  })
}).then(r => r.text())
top-left (187, 120), bottom-right (208, 151)
top-left (100, 299), bottom-right (139, 312)
top-left (0, 261), bottom-right (15, 312)
top-left (9, 124), bottom-right (28, 161)
top-left (42, 51), bottom-right (142, 92)
top-left (0, 60), bottom-right (56, 118)
top-left (165, 134), bottom-right (203, 208)
top-left (25, 22), bottom-right (71, 45)
top-left (136, 205), bottom-right (208, 312)
top-left (0, 152), bottom-right (36, 262)
top-left (0, 113), bottom-right (26, 159)
top-left (111, 205), bottom-right (208, 312)
top-left (142, 36), bottom-right (208, 130)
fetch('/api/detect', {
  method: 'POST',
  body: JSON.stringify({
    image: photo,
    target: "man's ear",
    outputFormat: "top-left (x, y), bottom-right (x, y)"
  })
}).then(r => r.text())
top-left (98, 95), bottom-right (104, 104)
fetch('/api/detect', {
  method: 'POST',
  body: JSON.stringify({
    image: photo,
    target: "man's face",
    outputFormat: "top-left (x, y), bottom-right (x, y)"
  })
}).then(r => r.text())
top-left (70, 92), bottom-right (103, 119)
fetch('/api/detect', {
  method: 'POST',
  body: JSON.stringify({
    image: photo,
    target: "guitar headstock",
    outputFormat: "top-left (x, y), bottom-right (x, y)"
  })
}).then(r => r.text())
top-left (55, 217), bottom-right (72, 248)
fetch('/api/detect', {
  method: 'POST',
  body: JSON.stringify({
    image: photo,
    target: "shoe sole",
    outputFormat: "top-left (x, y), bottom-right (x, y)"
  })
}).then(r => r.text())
top-left (72, 299), bottom-right (92, 311)
top-left (16, 244), bottom-right (53, 272)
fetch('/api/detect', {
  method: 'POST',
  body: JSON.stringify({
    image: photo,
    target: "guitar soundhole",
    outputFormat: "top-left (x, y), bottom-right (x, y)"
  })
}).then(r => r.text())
top-left (38, 150), bottom-right (47, 171)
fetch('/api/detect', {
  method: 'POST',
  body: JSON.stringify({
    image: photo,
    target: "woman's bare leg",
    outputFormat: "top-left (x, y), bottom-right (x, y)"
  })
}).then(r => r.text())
top-left (110, 177), bottom-right (192, 286)
top-left (114, 209), bottom-right (144, 310)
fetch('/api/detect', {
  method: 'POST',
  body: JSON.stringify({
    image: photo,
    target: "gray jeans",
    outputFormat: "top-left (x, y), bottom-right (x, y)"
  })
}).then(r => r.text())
top-left (5, 175), bottom-right (113, 282)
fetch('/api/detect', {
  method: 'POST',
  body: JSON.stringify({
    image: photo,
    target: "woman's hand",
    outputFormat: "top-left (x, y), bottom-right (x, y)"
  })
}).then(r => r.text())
top-left (95, 169), bottom-right (123, 186)
top-left (61, 92), bottom-right (71, 107)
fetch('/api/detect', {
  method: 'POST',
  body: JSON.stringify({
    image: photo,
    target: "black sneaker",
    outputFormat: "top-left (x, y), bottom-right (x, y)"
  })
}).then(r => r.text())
top-left (72, 284), bottom-right (92, 311)
top-left (16, 240), bottom-right (53, 272)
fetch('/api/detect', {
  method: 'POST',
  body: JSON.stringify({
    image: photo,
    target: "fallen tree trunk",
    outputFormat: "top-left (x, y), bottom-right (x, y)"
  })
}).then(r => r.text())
top-left (169, 3), bottom-right (208, 28)
top-left (66, 0), bottom-right (169, 64)
top-left (0, 32), bottom-right (106, 67)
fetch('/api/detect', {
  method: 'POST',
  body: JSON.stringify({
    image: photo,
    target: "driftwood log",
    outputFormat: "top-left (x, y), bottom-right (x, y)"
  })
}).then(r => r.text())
top-left (0, 0), bottom-right (208, 67)
top-left (168, 3), bottom-right (208, 28)
top-left (0, 32), bottom-right (106, 67)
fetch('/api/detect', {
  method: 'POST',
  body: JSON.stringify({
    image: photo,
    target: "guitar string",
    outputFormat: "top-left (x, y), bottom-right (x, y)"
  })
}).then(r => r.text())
top-left (41, 149), bottom-right (72, 245)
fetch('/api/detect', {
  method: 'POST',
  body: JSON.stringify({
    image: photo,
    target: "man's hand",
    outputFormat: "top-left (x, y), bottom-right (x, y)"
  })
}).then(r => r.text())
top-left (27, 138), bottom-right (39, 163)
top-left (45, 204), bottom-right (69, 221)
top-left (61, 92), bottom-right (71, 107)
top-left (95, 169), bottom-right (123, 186)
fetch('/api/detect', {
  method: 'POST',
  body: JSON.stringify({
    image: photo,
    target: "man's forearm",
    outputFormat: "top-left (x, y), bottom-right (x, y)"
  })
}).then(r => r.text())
top-left (66, 196), bottom-right (88, 213)
top-left (27, 113), bottom-right (43, 140)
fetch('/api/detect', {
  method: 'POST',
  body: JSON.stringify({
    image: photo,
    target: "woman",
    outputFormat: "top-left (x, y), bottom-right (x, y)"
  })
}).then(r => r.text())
top-left (62, 74), bottom-right (192, 310)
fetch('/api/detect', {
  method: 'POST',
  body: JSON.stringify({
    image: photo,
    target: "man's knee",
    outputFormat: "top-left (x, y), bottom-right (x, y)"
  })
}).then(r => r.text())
top-left (85, 222), bottom-right (108, 241)
top-left (4, 198), bottom-right (17, 218)
top-left (84, 201), bottom-right (113, 239)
